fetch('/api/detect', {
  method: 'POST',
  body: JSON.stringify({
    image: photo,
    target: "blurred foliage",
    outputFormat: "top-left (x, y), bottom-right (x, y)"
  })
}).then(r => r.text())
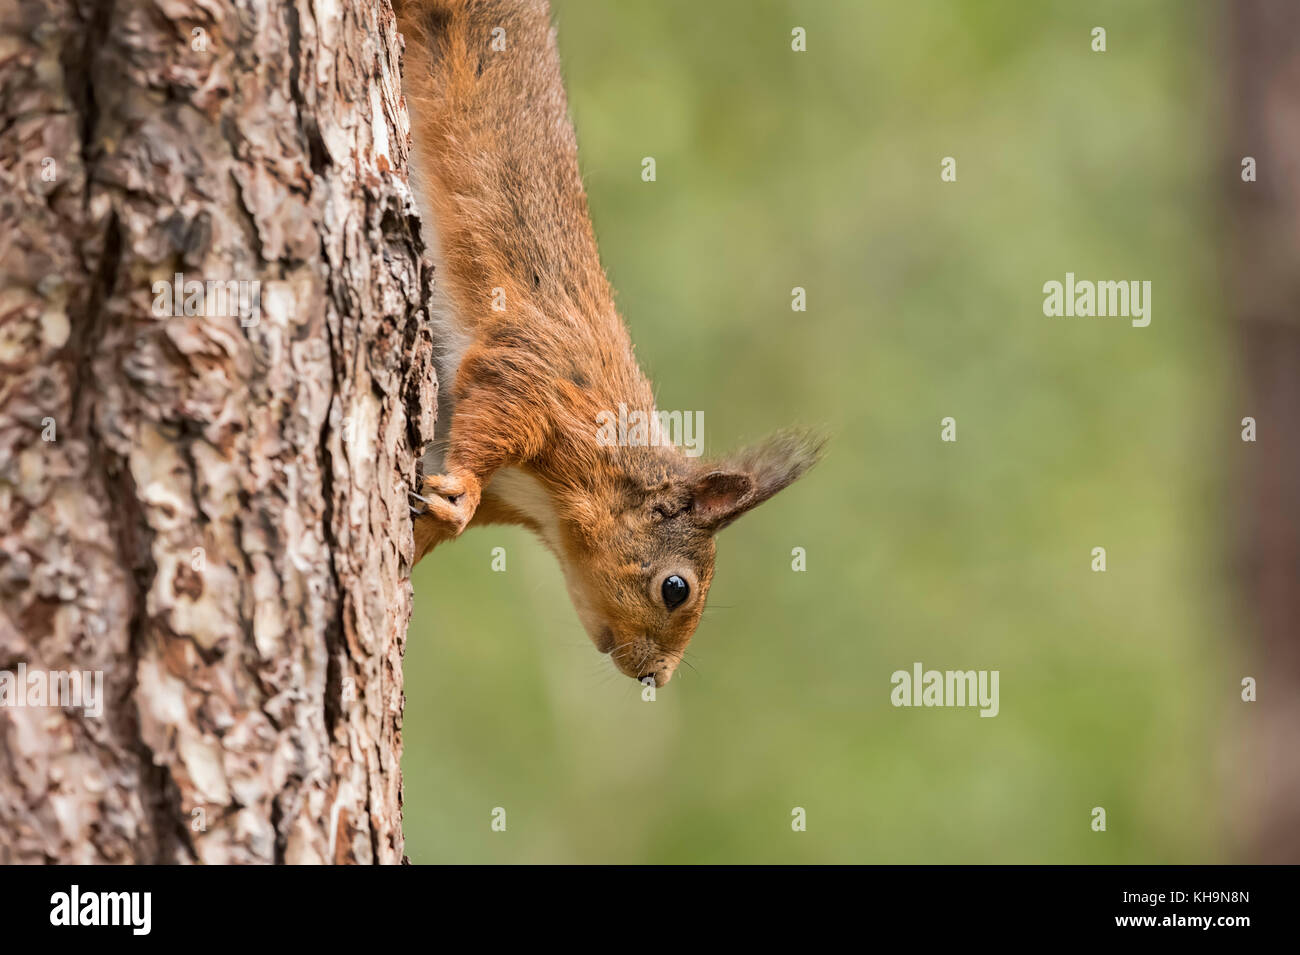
top-left (406, 0), bottom-right (1238, 862)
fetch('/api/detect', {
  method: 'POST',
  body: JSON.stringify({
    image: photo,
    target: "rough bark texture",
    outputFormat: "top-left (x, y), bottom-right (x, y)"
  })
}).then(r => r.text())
top-left (1225, 0), bottom-right (1300, 863)
top-left (0, 0), bottom-right (435, 863)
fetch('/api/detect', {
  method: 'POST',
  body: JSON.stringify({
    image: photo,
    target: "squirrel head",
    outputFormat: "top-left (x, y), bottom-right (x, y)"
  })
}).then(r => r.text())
top-left (555, 429), bottom-right (825, 688)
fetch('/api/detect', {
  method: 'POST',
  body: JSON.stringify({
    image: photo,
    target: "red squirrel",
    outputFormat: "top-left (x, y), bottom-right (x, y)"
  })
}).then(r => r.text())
top-left (396, 0), bottom-right (822, 687)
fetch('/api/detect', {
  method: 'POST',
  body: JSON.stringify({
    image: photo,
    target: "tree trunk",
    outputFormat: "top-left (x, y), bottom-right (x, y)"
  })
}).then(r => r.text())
top-left (1225, 0), bottom-right (1300, 862)
top-left (0, 0), bottom-right (435, 863)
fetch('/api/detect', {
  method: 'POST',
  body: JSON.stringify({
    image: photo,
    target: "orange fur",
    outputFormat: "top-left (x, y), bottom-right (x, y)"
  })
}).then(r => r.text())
top-left (397, 0), bottom-right (822, 686)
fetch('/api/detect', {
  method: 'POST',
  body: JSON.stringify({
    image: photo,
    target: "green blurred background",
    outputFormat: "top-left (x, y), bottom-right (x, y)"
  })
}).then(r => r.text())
top-left (405, 0), bottom-right (1242, 862)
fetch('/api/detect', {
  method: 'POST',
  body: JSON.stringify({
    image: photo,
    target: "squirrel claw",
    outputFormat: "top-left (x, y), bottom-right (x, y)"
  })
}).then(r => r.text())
top-left (412, 470), bottom-right (481, 545)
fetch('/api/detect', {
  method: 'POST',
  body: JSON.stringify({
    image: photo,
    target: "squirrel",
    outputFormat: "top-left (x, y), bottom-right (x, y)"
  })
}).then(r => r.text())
top-left (395, 0), bottom-right (823, 687)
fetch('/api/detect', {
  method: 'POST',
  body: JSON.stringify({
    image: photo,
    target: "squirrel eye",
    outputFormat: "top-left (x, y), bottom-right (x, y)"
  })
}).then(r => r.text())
top-left (661, 574), bottom-right (690, 610)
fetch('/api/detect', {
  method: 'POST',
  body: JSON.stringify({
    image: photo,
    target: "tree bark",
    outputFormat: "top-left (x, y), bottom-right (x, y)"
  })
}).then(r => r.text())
top-left (0, 0), bottom-right (434, 863)
top-left (1225, 0), bottom-right (1300, 862)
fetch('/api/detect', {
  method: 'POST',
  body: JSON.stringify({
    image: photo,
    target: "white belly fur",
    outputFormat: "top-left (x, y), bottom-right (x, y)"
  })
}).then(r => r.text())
top-left (488, 468), bottom-right (563, 552)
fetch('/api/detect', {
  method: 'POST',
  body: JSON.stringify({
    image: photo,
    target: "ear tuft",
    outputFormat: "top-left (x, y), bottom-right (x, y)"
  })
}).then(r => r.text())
top-left (690, 428), bottom-right (826, 532)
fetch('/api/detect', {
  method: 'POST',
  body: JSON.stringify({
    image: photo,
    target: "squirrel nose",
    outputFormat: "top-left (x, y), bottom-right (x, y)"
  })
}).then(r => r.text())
top-left (639, 669), bottom-right (672, 688)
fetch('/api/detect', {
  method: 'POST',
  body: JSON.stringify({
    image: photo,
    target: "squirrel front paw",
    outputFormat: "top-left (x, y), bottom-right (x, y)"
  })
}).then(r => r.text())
top-left (411, 469), bottom-right (482, 559)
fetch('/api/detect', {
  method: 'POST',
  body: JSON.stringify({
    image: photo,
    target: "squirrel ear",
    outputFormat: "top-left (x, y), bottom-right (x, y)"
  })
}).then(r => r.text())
top-left (689, 429), bottom-right (826, 532)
